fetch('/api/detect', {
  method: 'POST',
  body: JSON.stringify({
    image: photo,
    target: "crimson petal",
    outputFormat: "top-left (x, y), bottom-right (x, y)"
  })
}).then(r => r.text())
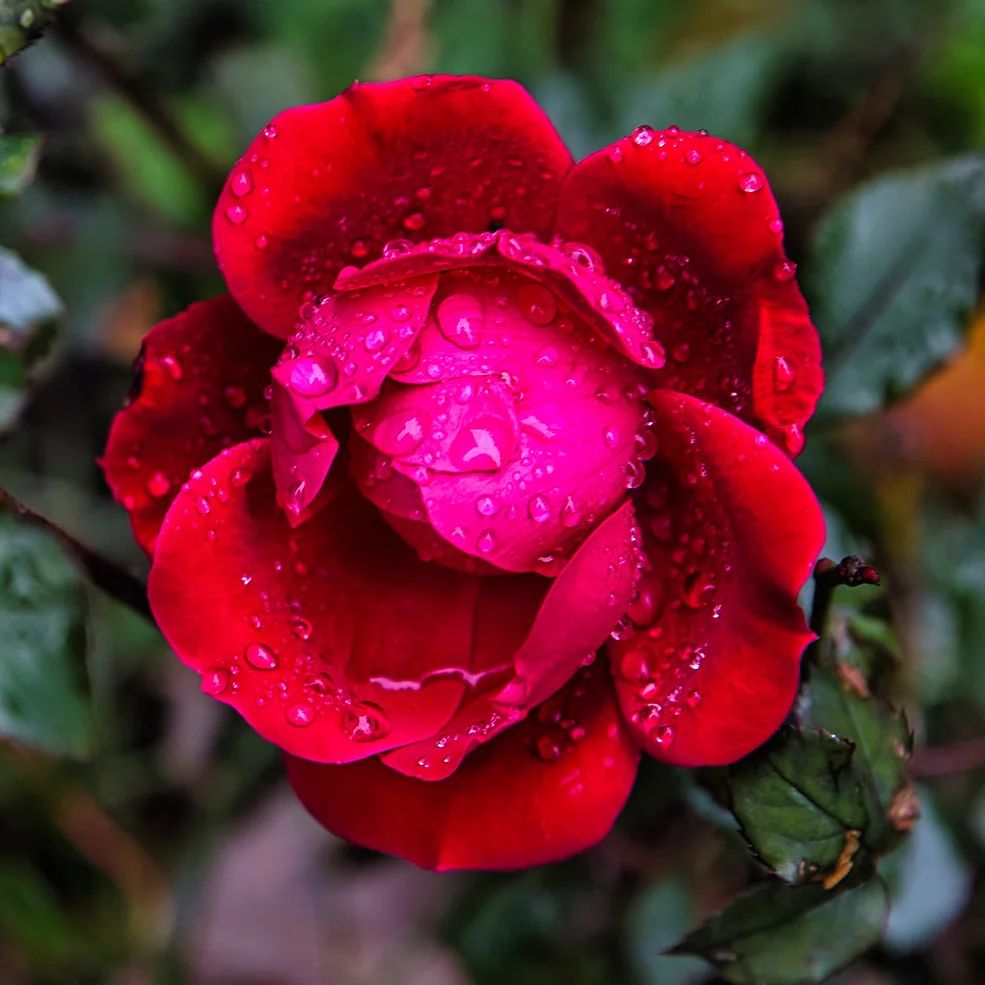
top-left (608, 391), bottom-right (825, 765)
top-left (214, 76), bottom-right (573, 338)
top-left (285, 659), bottom-right (640, 871)
top-left (554, 129), bottom-right (822, 452)
top-left (383, 500), bottom-right (642, 780)
top-left (148, 438), bottom-right (500, 762)
top-left (101, 297), bottom-right (280, 554)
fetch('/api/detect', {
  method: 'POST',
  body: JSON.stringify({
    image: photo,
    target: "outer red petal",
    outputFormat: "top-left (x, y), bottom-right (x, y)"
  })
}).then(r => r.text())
top-left (284, 660), bottom-right (640, 871)
top-left (382, 500), bottom-right (642, 780)
top-left (609, 391), bottom-right (824, 766)
top-left (214, 76), bottom-right (573, 338)
top-left (554, 130), bottom-right (822, 453)
top-left (101, 297), bottom-right (281, 554)
top-left (148, 438), bottom-right (502, 763)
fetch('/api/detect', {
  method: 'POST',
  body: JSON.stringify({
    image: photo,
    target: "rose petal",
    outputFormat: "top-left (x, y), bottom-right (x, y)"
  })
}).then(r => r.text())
top-left (285, 659), bottom-right (640, 871)
top-left (214, 76), bottom-right (573, 338)
top-left (148, 438), bottom-right (507, 763)
top-left (336, 230), bottom-right (664, 370)
top-left (554, 129), bottom-right (822, 452)
top-left (383, 500), bottom-right (642, 780)
top-left (608, 391), bottom-right (825, 766)
top-left (269, 276), bottom-right (436, 518)
top-left (101, 297), bottom-right (280, 554)
top-left (350, 265), bottom-right (648, 573)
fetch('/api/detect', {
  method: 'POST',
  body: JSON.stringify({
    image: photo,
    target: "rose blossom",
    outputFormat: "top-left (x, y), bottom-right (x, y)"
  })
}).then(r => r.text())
top-left (103, 75), bottom-right (824, 870)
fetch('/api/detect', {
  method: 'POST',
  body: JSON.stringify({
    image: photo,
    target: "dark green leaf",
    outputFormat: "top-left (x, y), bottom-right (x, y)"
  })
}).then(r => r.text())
top-left (0, 0), bottom-right (68, 65)
top-left (800, 662), bottom-right (912, 853)
top-left (674, 878), bottom-right (889, 985)
top-left (728, 727), bottom-right (868, 884)
top-left (0, 134), bottom-right (41, 198)
top-left (807, 155), bottom-right (985, 416)
top-left (0, 513), bottom-right (91, 757)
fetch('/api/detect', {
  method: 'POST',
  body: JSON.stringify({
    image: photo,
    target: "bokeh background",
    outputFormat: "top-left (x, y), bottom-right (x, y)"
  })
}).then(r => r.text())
top-left (3, 0), bottom-right (985, 982)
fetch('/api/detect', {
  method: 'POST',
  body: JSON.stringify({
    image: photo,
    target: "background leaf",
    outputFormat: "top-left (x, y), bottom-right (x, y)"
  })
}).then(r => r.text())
top-left (806, 155), bottom-right (985, 417)
top-left (674, 878), bottom-right (889, 985)
top-left (0, 513), bottom-right (90, 757)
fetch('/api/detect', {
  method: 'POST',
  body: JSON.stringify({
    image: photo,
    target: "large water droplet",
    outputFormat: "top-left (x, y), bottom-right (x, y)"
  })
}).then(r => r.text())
top-left (343, 701), bottom-right (390, 741)
top-left (738, 172), bottom-right (763, 193)
top-left (448, 415), bottom-right (512, 472)
top-left (146, 471), bottom-right (171, 498)
top-left (476, 529), bottom-right (497, 554)
top-left (230, 168), bottom-right (253, 197)
top-left (773, 355), bottom-right (796, 392)
top-left (288, 356), bottom-right (338, 397)
top-left (201, 669), bottom-right (228, 695)
top-left (528, 494), bottom-right (551, 523)
top-left (517, 283), bottom-right (557, 326)
top-left (436, 293), bottom-right (484, 348)
top-left (244, 642), bottom-right (278, 670)
top-left (476, 495), bottom-right (498, 517)
top-left (286, 704), bottom-right (315, 727)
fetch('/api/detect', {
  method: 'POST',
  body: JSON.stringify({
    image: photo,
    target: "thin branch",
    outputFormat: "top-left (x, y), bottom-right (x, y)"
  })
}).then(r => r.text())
top-left (0, 486), bottom-right (152, 621)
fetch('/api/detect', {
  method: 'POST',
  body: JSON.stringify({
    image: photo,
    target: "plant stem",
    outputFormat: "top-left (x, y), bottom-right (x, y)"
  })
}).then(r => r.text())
top-left (0, 486), bottom-right (152, 621)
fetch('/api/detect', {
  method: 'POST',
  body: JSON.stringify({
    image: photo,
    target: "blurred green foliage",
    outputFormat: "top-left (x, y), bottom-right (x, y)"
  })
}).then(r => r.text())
top-left (3, 1), bottom-right (985, 983)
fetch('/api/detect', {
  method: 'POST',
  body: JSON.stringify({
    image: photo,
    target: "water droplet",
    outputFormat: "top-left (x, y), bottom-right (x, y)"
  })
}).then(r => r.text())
top-left (651, 724), bottom-right (675, 747)
top-left (436, 293), bottom-right (484, 348)
top-left (288, 356), bottom-right (338, 397)
top-left (617, 648), bottom-right (649, 683)
top-left (201, 669), bottom-right (228, 695)
top-left (286, 704), bottom-right (315, 727)
top-left (625, 459), bottom-right (646, 489)
top-left (682, 570), bottom-right (716, 609)
top-left (392, 304), bottom-right (410, 322)
top-left (402, 211), bottom-right (426, 231)
top-left (230, 169), bottom-right (253, 197)
top-left (363, 327), bottom-right (388, 352)
top-left (196, 497), bottom-right (212, 515)
top-left (476, 495), bottom-right (498, 517)
top-left (536, 346), bottom-right (559, 367)
top-left (255, 233), bottom-right (269, 250)
top-left (560, 496), bottom-right (581, 528)
top-left (773, 260), bottom-right (797, 282)
top-left (738, 172), bottom-right (763, 193)
top-left (517, 283), bottom-right (557, 326)
top-left (685, 147), bottom-right (703, 165)
top-left (632, 125), bottom-right (654, 147)
top-left (225, 203), bottom-right (248, 224)
top-left (608, 146), bottom-right (625, 164)
top-left (783, 423), bottom-right (805, 455)
top-left (528, 494), bottom-right (551, 523)
top-left (477, 529), bottom-right (497, 554)
top-left (536, 733), bottom-right (566, 761)
top-left (244, 642), bottom-right (278, 670)
top-left (685, 689), bottom-right (703, 709)
top-left (160, 355), bottom-right (183, 382)
top-left (343, 701), bottom-right (390, 741)
top-left (773, 355), bottom-right (796, 392)
top-left (146, 471), bottom-right (171, 498)
top-left (375, 410), bottom-right (429, 455)
top-left (448, 415), bottom-right (512, 472)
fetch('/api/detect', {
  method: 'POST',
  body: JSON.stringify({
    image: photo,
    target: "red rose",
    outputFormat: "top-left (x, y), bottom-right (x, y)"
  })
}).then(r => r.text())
top-left (103, 75), bottom-right (824, 870)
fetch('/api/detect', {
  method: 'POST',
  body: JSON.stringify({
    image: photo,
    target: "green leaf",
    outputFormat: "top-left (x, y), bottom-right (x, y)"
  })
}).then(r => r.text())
top-left (673, 878), bottom-right (889, 985)
top-left (0, 134), bottom-right (41, 198)
top-left (807, 154), bottom-right (985, 417)
top-left (0, 245), bottom-right (61, 430)
top-left (728, 727), bottom-right (869, 885)
top-left (0, 0), bottom-right (68, 65)
top-left (800, 662), bottom-right (913, 854)
top-left (0, 513), bottom-right (91, 757)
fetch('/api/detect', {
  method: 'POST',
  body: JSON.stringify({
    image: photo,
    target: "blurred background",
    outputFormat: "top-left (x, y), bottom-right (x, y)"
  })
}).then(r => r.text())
top-left (2, 0), bottom-right (985, 982)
